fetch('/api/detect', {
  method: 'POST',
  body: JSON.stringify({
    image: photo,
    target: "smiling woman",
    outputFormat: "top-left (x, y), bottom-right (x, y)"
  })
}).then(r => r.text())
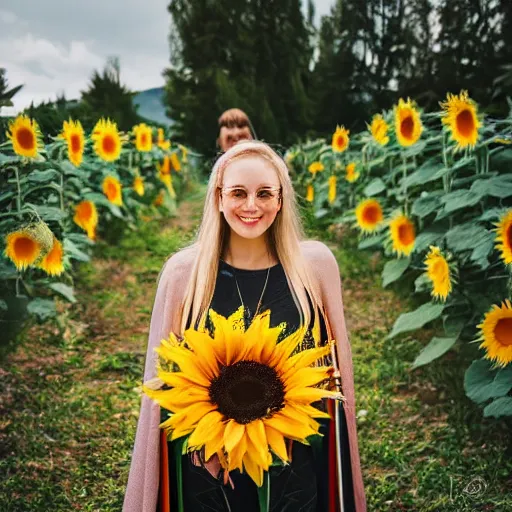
top-left (124, 141), bottom-right (367, 512)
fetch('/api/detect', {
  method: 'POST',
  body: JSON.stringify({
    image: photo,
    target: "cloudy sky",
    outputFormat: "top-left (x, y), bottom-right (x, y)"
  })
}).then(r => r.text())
top-left (1, 0), bottom-right (334, 115)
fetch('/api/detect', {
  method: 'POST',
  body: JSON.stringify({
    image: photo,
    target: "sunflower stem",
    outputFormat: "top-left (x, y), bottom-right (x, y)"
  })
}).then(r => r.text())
top-left (257, 471), bottom-right (270, 512)
top-left (14, 166), bottom-right (22, 221)
top-left (401, 153), bottom-right (409, 217)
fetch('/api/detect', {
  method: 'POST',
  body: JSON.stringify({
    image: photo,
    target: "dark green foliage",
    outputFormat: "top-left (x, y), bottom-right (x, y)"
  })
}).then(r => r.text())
top-left (164, 0), bottom-right (314, 156)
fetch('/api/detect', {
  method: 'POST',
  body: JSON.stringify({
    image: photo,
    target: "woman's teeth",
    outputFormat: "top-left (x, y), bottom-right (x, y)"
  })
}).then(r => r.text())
top-left (239, 216), bottom-right (261, 224)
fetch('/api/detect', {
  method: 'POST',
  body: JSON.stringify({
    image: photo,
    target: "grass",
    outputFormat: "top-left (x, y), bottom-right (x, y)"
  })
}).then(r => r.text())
top-left (1, 190), bottom-right (511, 511)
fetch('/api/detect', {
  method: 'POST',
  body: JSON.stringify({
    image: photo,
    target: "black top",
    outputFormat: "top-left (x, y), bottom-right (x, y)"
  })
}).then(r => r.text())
top-left (206, 259), bottom-right (328, 348)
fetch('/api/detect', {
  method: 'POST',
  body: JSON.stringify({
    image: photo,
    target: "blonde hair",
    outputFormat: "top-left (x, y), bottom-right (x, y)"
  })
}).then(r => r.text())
top-left (179, 140), bottom-right (324, 334)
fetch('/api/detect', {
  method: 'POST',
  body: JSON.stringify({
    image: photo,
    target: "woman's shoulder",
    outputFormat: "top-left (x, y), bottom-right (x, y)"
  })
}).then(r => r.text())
top-left (157, 243), bottom-right (198, 285)
top-left (300, 240), bottom-right (337, 265)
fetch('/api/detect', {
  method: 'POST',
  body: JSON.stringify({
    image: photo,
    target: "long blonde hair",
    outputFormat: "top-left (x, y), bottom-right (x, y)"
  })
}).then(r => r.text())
top-left (179, 140), bottom-right (324, 334)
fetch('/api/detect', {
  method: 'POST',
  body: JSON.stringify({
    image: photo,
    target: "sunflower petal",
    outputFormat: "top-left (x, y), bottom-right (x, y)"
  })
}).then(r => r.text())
top-left (265, 425), bottom-right (289, 463)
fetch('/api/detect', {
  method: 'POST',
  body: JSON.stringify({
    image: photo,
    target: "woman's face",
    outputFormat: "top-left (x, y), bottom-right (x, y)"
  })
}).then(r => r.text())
top-left (218, 125), bottom-right (253, 152)
top-left (220, 156), bottom-right (282, 241)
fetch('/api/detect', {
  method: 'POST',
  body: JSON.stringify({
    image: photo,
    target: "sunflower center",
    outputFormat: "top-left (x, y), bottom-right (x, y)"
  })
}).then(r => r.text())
top-left (141, 134), bottom-right (148, 146)
top-left (14, 237), bottom-right (38, 259)
top-left (398, 223), bottom-right (415, 245)
top-left (102, 135), bottom-right (116, 154)
top-left (363, 205), bottom-right (380, 224)
top-left (107, 182), bottom-right (118, 199)
top-left (456, 109), bottom-right (475, 137)
top-left (494, 318), bottom-right (512, 347)
top-left (401, 116), bottom-right (414, 139)
top-left (17, 127), bottom-right (35, 150)
top-left (337, 135), bottom-right (345, 148)
top-left (506, 224), bottom-right (512, 250)
top-left (79, 202), bottom-right (93, 220)
top-left (209, 360), bottom-right (285, 424)
top-left (70, 134), bottom-right (82, 153)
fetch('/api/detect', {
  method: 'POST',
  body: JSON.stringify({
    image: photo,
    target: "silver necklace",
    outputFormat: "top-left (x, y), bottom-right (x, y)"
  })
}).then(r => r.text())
top-left (233, 266), bottom-right (271, 322)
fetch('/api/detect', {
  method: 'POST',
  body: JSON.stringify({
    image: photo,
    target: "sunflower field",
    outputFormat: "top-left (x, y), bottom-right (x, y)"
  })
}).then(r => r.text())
top-left (286, 91), bottom-right (512, 419)
top-left (0, 114), bottom-right (199, 344)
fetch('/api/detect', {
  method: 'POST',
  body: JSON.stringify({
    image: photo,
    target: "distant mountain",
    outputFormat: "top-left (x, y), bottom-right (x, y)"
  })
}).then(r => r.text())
top-left (133, 86), bottom-right (173, 126)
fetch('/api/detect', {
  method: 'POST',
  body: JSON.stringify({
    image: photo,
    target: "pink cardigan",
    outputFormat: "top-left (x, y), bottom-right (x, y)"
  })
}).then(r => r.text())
top-left (123, 240), bottom-right (367, 511)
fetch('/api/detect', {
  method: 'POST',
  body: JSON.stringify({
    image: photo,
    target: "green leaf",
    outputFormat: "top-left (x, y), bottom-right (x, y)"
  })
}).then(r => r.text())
top-left (24, 203), bottom-right (66, 222)
top-left (27, 297), bottom-right (56, 321)
top-left (403, 160), bottom-right (447, 188)
top-left (440, 189), bottom-right (483, 214)
top-left (446, 223), bottom-right (490, 253)
top-left (414, 273), bottom-right (430, 293)
top-left (27, 169), bottom-right (60, 183)
top-left (470, 231), bottom-right (495, 269)
top-left (358, 234), bottom-right (385, 250)
top-left (48, 282), bottom-right (77, 303)
top-left (0, 189), bottom-right (15, 203)
top-left (382, 258), bottom-right (410, 287)
top-left (412, 335), bottom-right (458, 368)
top-left (477, 208), bottom-right (508, 222)
top-left (63, 238), bottom-right (90, 262)
top-left (388, 302), bottom-right (445, 339)
top-left (0, 153), bottom-right (20, 166)
top-left (314, 208), bottom-right (330, 219)
top-left (412, 194), bottom-right (442, 218)
top-left (464, 359), bottom-right (512, 404)
top-left (364, 178), bottom-right (386, 197)
top-left (483, 397), bottom-right (512, 418)
top-left (414, 223), bottom-right (448, 253)
top-left (471, 175), bottom-right (512, 199)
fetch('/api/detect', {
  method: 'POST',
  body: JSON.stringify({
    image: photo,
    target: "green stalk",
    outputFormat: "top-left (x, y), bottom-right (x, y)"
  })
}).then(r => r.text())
top-left (257, 471), bottom-right (270, 512)
top-left (14, 166), bottom-right (22, 220)
top-left (401, 153), bottom-right (409, 217)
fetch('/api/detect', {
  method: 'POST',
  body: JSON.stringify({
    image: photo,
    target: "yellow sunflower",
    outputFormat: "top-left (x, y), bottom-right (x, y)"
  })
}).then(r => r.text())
top-left (143, 307), bottom-right (339, 486)
top-left (91, 118), bottom-right (122, 161)
top-left (158, 155), bottom-right (171, 176)
top-left (6, 115), bottom-right (43, 158)
top-left (133, 123), bottom-right (153, 152)
top-left (4, 222), bottom-right (54, 271)
top-left (308, 161), bottom-right (324, 176)
top-left (157, 128), bottom-right (171, 151)
top-left (345, 162), bottom-right (360, 183)
top-left (60, 119), bottom-right (85, 166)
top-left (394, 98), bottom-right (423, 147)
top-left (440, 90), bottom-right (481, 151)
top-left (424, 246), bottom-right (452, 301)
top-left (477, 300), bottom-right (512, 368)
top-left (170, 153), bottom-right (181, 172)
top-left (355, 199), bottom-right (384, 233)
top-left (133, 176), bottom-right (145, 196)
top-left (153, 189), bottom-right (165, 207)
top-left (306, 184), bottom-right (314, 202)
top-left (367, 113), bottom-right (389, 146)
top-left (495, 210), bottom-right (512, 265)
top-left (102, 176), bottom-right (123, 206)
top-left (389, 214), bottom-right (416, 256)
top-left (73, 200), bottom-right (98, 240)
top-left (37, 236), bottom-right (65, 276)
top-left (328, 176), bottom-right (336, 204)
top-left (331, 125), bottom-right (350, 153)
top-left (159, 172), bottom-right (176, 199)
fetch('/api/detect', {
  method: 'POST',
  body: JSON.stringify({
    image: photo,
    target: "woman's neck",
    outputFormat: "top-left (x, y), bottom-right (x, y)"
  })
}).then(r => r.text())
top-left (223, 233), bottom-right (277, 270)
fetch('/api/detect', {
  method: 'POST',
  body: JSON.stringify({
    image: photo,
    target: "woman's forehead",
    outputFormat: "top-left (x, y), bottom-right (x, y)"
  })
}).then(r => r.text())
top-left (222, 155), bottom-right (280, 186)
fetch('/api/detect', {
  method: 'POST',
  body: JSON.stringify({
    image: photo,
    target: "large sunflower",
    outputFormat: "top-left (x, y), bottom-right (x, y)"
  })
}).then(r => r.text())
top-left (91, 118), bottom-right (122, 161)
top-left (440, 90), bottom-right (481, 151)
top-left (102, 176), bottom-right (123, 206)
top-left (328, 176), bottom-right (336, 204)
top-left (133, 123), bottom-right (152, 152)
top-left (355, 199), bottom-right (384, 233)
top-left (144, 307), bottom-right (339, 486)
top-left (73, 200), bottom-right (98, 240)
top-left (61, 119), bottom-right (85, 166)
top-left (494, 210), bottom-right (512, 265)
top-left (389, 214), bottom-right (415, 256)
top-left (394, 98), bottom-right (423, 147)
top-left (478, 300), bottom-right (512, 368)
top-left (4, 222), bottom-right (54, 271)
top-left (7, 115), bottom-right (43, 158)
top-left (331, 125), bottom-right (350, 153)
top-left (37, 236), bottom-right (65, 276)
top-left (345, 162), bottom-right (360, 183)
top-left (424, 246), bottom-right (452, 301)
top-left (367, 114), bottom-right (389, 146)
